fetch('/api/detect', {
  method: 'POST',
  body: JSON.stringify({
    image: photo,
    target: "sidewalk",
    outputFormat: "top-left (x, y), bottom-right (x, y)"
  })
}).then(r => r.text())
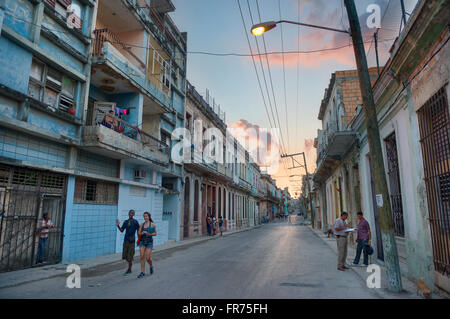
top-left (0, 224), bottom-right (262, 289)
top-left (308, 226), bottom-right (448, 299)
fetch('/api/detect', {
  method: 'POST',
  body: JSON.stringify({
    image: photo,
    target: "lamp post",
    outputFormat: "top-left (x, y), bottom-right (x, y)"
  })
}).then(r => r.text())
top-left (250, 0), bottom-right (403, 292)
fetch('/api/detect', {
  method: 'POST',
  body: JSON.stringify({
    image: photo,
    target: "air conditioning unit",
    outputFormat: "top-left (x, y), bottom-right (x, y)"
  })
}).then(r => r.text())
top-left (134, 169), bottom-right (147, 179)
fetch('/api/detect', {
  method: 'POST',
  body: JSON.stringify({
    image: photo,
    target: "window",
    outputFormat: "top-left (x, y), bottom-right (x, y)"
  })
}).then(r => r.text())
top-left (28, 59), bottom-right (76, 113)
top-left (74, 178), bottom-right (118, 204)
top-left (44, 0), bottom-right (83, 30)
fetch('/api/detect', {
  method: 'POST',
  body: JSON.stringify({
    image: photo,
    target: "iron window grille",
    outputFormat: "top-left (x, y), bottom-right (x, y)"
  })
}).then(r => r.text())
top-left (74, 178), bottom-right (118, 204)
top-left (417, 85), bottom-right (450, 276)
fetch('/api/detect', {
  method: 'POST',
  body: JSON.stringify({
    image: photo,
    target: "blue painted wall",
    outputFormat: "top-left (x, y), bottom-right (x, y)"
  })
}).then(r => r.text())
top-left (0, 37), bottom-right (32, 94)
top-left (64, 203), bottom-right (118, 262)
top-left (0, 127), bottom-right (67, 167)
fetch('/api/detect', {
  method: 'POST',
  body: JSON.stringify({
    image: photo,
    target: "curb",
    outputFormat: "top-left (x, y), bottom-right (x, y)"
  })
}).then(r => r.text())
top-left (0, 224), bottom-right (263, 290)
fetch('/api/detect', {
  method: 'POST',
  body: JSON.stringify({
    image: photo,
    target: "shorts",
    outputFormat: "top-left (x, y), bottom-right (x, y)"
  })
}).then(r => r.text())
top-left (122, 241), bottom-right (136, 262)
top-left (219, 226), bottom-right (223, 231)
top-left (139, 241), bottom-right (153, 249)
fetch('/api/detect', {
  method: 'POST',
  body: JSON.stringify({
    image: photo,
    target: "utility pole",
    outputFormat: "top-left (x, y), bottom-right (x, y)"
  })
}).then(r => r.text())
top-left (400, 0), bottom-right (407, 30)
top-left (374, 29), bottom-right (380, 76)
top-left (281, 152), bottom-right (315, 228)
top-left (344, 0), bottom-right (403, 292)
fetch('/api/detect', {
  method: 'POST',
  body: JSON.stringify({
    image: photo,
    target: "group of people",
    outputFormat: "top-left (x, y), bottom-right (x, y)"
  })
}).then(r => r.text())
top-left (206, 214), bottom-right (224, 236)
top-left (333, 211), bottom-right (372, 271)
top-left (116, 210), bottom-right (157, 278)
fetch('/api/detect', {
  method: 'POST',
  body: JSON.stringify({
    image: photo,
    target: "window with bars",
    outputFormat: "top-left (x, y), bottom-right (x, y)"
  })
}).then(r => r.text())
top-left (384, 132), bottom-right (405, 237)
top-left (417, 85), bottom-right (450, 276)
top-left (28, 59), bottom-right (77, 113)
top-left (74, 178), bottom-right (118, 204)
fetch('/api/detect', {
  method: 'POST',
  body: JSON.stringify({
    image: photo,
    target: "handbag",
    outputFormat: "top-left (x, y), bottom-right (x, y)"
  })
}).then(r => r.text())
top-left (136, 234), bottom-right (141, 246)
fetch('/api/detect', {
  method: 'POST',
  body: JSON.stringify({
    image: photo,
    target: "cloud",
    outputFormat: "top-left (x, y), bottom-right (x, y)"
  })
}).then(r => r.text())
top-left (229, 119), bottom-right (281, 171)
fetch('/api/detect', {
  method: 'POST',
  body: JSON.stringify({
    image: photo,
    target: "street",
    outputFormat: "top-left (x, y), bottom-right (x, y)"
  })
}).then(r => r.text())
top-left (0, 220), bottom-right (379, 299)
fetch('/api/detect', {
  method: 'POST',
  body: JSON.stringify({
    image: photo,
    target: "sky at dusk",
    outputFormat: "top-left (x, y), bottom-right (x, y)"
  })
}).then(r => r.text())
top-left (170, 0), bottom-right (418, 197)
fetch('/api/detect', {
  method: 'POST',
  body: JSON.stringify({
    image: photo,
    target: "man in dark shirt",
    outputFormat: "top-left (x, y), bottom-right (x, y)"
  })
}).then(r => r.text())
top-left (352, 211), bottom-right (372, 266)
top-left (116, 210), bottom-right (140, 275)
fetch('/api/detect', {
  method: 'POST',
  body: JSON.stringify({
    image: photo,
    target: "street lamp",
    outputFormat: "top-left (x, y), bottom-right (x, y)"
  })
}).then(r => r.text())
top-left (250, 20), bottom-right (349, 37)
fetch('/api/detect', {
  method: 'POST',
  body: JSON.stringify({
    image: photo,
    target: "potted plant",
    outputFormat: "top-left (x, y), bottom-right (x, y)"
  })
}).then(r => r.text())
top-left (68, 102), bottom-right (77, 115)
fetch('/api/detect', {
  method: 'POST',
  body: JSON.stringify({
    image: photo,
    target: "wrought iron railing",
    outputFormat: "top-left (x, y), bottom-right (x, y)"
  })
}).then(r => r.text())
top-left (92, 108), bottom-right (168, 153)
top-left (93, 29), bottom-right (146, 69)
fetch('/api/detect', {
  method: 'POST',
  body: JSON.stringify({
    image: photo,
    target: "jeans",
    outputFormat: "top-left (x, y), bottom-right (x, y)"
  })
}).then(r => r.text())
top-left (38, 237), bottom-right (48, 262)
top-left (353, 239), bottom-right (369, 265)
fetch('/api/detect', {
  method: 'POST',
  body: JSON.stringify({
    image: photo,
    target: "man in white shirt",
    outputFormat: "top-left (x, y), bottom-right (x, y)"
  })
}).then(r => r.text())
top-left (334, 212), bottom-right (352, 271)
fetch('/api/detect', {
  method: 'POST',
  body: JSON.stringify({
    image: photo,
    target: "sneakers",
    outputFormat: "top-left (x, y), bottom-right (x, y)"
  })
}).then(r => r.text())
top-left (124, 269), bottom-right (132, 275)
top-left (150, 267), bottom-right (154, 274)
top-left (137, 272), bottom-right (145, 278)
top-left (351, 262), bottom-right (359, 266)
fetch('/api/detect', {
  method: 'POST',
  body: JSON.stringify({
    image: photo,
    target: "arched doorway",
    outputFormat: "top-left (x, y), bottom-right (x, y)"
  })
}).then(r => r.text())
top-left (184, 177), bottom-right (190, 238)
top-left (194, 180), bottom-right (199, 223)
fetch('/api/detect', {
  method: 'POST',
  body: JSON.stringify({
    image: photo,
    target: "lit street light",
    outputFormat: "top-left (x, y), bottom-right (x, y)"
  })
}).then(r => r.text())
top-left (250, 20), bottom-right (349, 37)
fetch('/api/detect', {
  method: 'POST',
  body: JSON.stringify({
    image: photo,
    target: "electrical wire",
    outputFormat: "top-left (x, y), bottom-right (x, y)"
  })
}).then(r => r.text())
top-left (254, 0), bottom-right (289, 158)
top-left (278, 0), bottom-right (291, 159)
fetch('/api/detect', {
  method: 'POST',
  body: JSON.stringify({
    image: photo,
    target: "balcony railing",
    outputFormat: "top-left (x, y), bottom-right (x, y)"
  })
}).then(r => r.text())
top-left (93, 108), bottom-right (168, 153)
top-left (93, 29), bottom-right (146, 69)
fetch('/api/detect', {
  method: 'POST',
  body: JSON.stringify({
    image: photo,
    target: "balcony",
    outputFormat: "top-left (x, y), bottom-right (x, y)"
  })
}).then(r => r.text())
top-left (314, 125), bottom-right (357, 183)
top-left (91, 28), bottom-right (172, 113)
top-left (150, 0), bottom-right (175, 13)
top-left (82, 109), bottom-right (169, 168)
top-left (184, 146), bottom-right (232, 182)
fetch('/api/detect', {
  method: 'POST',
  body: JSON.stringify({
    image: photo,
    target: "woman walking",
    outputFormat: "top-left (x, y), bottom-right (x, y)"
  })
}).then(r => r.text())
top-left (137, 212), bottom-right (157, 278)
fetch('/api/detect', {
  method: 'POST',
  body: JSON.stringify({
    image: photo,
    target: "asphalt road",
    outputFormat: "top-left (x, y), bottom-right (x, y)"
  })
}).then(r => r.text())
top-left (0, 219), bottom-right (380, 299)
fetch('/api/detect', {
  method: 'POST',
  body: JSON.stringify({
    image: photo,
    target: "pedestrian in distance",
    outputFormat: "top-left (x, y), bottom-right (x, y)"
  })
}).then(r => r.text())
top-left (116, 209), bottom-right (140, 275)
top-left (334, 212), bottom-right (352, 271)
top-left (137, 212), bottom-right (157, 278)
top-left (206, 213), bottom-right (212, 236)
top-left (218, 215), bottom-right (224, 236)
top-left (36, 212), bottom-right (55, 264)
top-left (212, 215), bottom-right (217, 236)
top-left (352, 211), bottom-right (372, 267)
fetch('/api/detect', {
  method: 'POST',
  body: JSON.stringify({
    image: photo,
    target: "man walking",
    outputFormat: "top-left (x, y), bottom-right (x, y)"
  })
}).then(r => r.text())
top-left (116, 210), bottom-right (140, 275)
top-left (334, 212), bottom-right (352, 271)
top-left (352, 211), bottom-right (371, 267)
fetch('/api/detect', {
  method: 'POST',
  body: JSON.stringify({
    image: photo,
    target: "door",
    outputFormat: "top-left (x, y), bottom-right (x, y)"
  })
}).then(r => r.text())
top-left (0, 165), bottom-right (66, 272)
top-left (40, 195), bottom-right (65, 264)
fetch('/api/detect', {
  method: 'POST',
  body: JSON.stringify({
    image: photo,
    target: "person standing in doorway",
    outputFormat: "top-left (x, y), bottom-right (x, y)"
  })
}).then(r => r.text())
top-left (334, 212), bottom-right (352, 271)
top-left (206, 213), bottom-right (212, 236)
top-left (352, 211), bottom-right (372, 267)
top-left (218, 215), bottom-right (224, 236)
top-left (37, 212), bottom-right (55, 264)
top-left (116, 209), bottom-right (140, 275)
top-left (212, 215), bottom-right (217, 236)
top-left (137, 212), bottom-right (157, 278)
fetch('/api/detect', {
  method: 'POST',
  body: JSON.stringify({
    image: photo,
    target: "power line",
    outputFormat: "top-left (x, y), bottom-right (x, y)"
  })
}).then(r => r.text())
top-left (278, 0), bottom-right (291, 158)
top-left (236, 0), bottom-right (276, 144)
top-left (254, 0), bottom-right (289, 157)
